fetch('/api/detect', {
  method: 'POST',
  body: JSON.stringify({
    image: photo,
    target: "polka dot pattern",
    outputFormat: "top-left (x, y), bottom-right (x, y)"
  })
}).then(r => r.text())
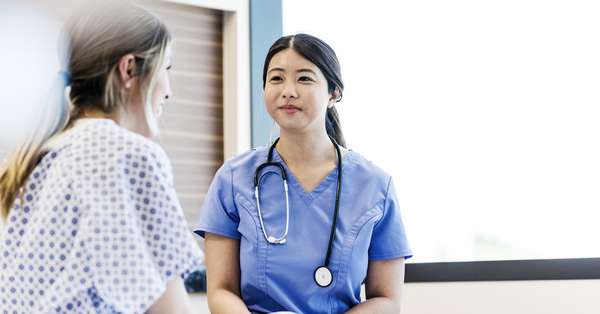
top-left (0, 119), bottom-right (203, 313)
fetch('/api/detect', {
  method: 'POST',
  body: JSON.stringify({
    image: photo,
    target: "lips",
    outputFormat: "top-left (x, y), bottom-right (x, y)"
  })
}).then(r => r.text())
top-left (279, 104), bottom-right (301, 114)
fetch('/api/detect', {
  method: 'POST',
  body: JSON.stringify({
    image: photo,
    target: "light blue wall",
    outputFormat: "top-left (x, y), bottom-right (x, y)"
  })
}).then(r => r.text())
top-left (250, 0), bottom-right (282, 147)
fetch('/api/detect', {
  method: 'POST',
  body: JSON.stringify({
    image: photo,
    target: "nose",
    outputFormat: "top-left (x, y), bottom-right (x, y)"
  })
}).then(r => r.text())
top-left (281, 80), bottom-right (298, 100)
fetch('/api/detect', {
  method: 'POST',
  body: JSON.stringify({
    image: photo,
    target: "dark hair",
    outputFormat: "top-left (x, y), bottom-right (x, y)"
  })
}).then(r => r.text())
top-left (262, 33), bottom-right (346, 147)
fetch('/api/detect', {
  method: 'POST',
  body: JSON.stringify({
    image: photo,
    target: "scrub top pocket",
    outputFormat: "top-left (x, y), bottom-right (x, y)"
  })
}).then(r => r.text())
top-left (235, 193), bottom-right (270, 298)
top-left (235, 193), bottom-right (260, 245)
top-left (235, 193), bottom-right (291, 312)
top-left (329, 205), bottom-right (384, 313)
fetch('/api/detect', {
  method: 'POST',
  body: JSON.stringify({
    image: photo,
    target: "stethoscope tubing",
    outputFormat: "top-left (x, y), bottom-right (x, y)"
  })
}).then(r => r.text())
top-left (254, 180), bottom-right (290, 244)
top-left (254, 136), bottom-right (342, 287)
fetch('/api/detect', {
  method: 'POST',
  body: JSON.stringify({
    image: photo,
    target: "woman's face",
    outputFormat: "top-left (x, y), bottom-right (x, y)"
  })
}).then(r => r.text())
top-left (125, 45), bottom-right (173, 138)
top-left (149, 45), bottom-right (173, 120)
top-left (264, 48), bottom-right (336, 135)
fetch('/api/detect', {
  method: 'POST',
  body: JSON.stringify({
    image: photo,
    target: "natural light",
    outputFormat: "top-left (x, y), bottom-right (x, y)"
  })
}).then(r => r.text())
top-left (284, 0), bottom-right (600, 263)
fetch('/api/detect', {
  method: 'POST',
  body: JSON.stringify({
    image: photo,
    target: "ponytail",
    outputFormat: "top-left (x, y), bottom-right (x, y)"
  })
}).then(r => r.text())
top-left (0, 72), bottom-right (71, 220)
top-left (326, 106), bottom-right (346, 148)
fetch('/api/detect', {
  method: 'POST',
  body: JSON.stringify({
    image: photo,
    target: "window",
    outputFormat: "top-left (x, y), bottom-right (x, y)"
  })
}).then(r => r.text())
top-left (283, 0), bottom-right (600, 268)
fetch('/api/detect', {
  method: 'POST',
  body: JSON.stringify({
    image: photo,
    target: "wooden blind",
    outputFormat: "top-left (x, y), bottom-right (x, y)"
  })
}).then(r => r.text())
top-left (138, 0), bottom-right (224, 226)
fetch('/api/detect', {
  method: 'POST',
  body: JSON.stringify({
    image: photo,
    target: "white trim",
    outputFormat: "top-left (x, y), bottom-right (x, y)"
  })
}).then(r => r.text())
top-left (161, 0), bottom-right (251, 160)
top-left (162, 0), bottom-right (243, 12)
top-left (222, 3), bottom-right (251, 160)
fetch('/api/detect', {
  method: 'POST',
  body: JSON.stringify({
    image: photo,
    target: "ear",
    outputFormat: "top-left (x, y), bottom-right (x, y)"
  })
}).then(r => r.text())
top-left (117, 54), bottom-right (136, 88)
top-left (328, 88), bottom-right (342, 108)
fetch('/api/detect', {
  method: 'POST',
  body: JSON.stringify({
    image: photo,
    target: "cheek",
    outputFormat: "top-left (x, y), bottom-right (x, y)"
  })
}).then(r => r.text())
top-left (305, 88), bottom-right (330, 113)
top-left (263, 87), bottom-right (279, 112)
top-left (152, 76), bottom-right (169, 104)
top-left (149, 89), bottom-right (160, 108)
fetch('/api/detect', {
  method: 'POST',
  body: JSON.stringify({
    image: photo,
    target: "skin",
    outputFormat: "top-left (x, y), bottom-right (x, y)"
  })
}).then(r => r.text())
top-left (84, 45), bottom-right (173, 139)
top-left (205, 233), bottom-right (251, 314)
top-left (206, 48), bottom-right (406, 313)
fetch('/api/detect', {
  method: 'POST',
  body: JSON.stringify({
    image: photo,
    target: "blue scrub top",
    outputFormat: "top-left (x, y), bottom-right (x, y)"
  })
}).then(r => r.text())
top-left (195, 147), bottom-right (412, 314)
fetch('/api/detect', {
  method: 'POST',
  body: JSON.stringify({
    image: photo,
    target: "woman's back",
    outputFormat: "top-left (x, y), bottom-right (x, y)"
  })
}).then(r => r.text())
top-left (1, 118), bottom-right (202, 313)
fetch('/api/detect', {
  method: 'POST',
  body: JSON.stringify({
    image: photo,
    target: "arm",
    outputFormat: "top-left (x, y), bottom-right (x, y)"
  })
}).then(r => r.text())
top-left (345, 258), bottom-right (405, 314)
top-left (147, 277), bottom-right (193, 314)
top-left (205, 232), bottom-right (251, 314)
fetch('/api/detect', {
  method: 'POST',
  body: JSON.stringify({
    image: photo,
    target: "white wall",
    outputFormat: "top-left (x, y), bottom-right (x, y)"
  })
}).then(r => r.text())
top-left (0, 2), bottom-right (63, 156)
top-left (403, 280), bottom-right (600, 314)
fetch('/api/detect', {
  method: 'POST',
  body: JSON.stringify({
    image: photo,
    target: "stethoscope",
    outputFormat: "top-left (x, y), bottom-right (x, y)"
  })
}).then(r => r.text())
top-left (254, 136), bottom-right (342, 288)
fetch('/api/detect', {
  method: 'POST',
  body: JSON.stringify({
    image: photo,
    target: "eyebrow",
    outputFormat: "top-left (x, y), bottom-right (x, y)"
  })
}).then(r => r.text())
top-left (267, 67), bottom-right (318, 75)
top-left (297, 68), bottom-right (317, 75)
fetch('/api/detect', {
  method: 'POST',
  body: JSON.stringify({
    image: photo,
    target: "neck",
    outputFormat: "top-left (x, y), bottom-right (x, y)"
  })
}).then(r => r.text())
top-left (80, 108), bottom-right (153, 138)
top-left (276, 128), bottom-right (335, 167)
top-left (79, 109), bottom-right (119, 123)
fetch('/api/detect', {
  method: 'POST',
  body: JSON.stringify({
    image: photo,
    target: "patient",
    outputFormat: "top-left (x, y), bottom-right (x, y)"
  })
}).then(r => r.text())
top-left (0, 2), bottom-right (202, 313)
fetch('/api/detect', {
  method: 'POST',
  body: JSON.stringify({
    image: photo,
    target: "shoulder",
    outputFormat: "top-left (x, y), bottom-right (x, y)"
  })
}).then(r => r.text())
top-left (99, 119), bottom-right (167, 159)
top-left (346, 150), bottom-right (392, 187)
top-left (205, 146), bottom-right (270, 190)
top-left (70, 119), bottom-right (172, 178)
top-left (220, 145), bottom-right (270, 174)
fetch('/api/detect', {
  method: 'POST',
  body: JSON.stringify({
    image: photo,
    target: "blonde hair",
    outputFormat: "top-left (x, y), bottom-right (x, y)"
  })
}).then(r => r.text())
top-left (0, 2), bottom-right (171, 219)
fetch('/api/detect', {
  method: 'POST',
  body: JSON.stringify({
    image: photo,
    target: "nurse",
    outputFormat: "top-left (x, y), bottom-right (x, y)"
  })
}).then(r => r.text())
top-left (195, 33), bottom-right (412, 313)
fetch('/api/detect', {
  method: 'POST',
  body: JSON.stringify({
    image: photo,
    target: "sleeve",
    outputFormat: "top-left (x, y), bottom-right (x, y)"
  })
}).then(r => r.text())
top-left (369, 177), bottom-right (413, 260)
top-left (193, 163), bottom-right (241, 240)
top-left (78, 143), bottom-right (203, 314)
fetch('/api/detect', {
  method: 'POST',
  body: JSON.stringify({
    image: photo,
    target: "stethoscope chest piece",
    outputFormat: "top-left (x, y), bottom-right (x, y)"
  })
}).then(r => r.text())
top-left (314, 266), bottom-right (333, 288)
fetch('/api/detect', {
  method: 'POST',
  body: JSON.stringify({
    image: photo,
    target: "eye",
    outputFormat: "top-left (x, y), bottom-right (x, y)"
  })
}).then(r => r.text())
top-left (269, 75), bottom-right (283, 82)
top-left (298, 76), bottom-right (314, 82)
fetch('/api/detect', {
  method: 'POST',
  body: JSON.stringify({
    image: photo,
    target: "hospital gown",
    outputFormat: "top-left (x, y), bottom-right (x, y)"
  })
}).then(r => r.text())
top-left (0, 118), bottom-right (202, 313)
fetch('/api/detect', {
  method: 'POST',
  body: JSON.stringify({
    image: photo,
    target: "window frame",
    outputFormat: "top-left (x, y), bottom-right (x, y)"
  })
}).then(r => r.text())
top-left (405, 258), bottom-right (600, 282)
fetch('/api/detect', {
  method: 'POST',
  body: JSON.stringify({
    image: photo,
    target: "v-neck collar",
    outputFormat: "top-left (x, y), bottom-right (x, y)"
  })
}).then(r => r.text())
top-left (271, 148), bottom-right (353, 206)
